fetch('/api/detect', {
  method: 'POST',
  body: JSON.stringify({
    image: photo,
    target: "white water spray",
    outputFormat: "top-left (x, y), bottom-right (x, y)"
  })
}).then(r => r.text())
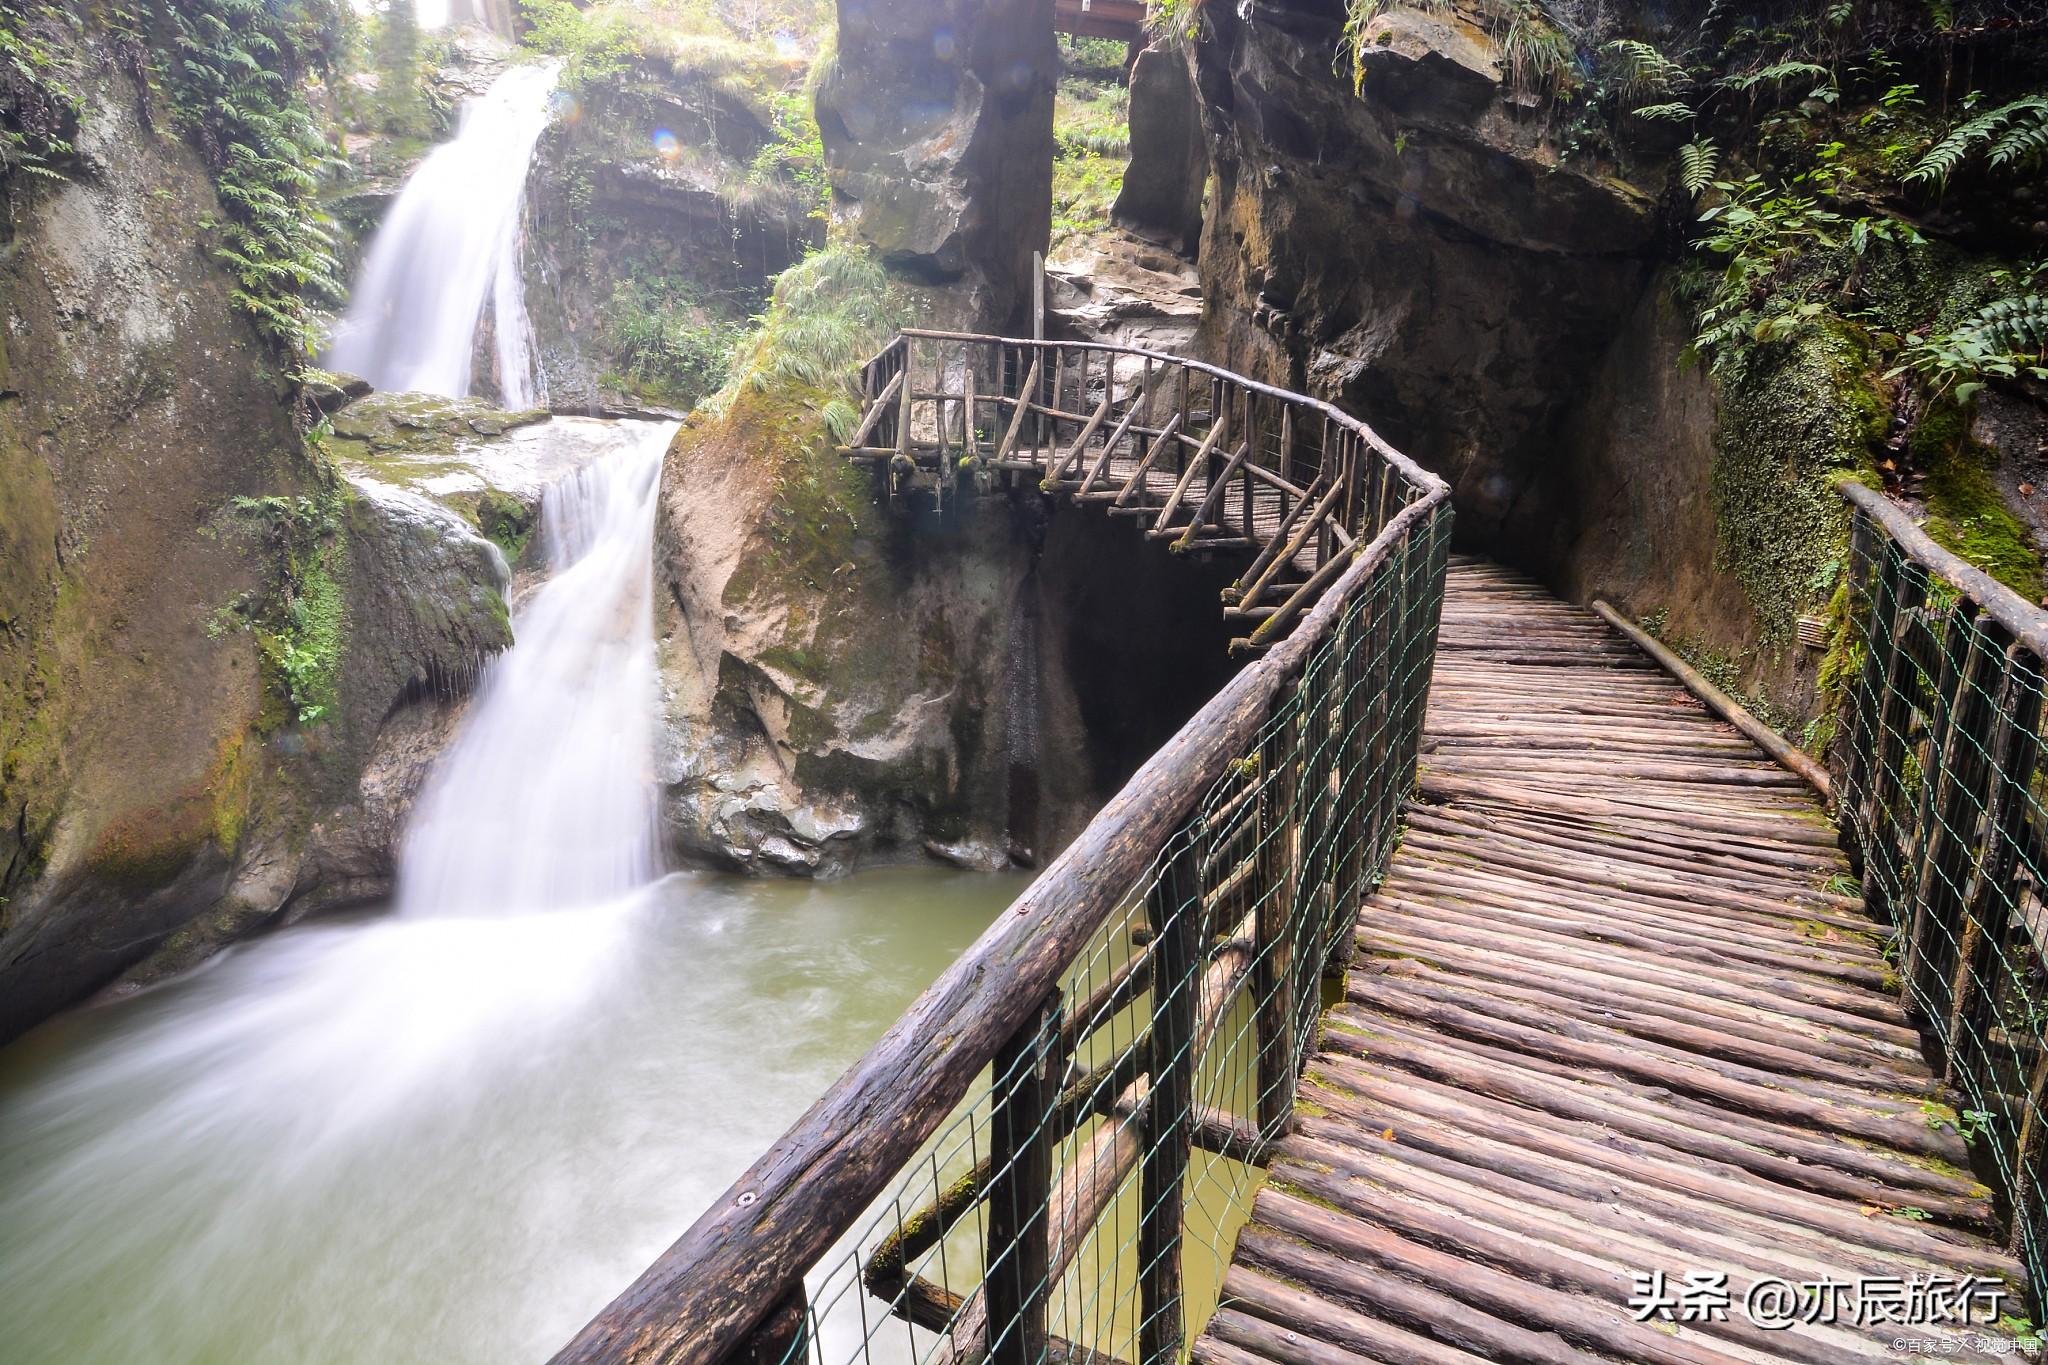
top-left (325, 62), bottom-right (557, 407)
top-left (397, 427), bottom-right (668, 915)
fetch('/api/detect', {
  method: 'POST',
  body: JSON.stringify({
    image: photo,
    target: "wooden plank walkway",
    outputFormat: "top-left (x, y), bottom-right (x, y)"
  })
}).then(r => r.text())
top-left (1193, 558), bottom-right (2027, 1365)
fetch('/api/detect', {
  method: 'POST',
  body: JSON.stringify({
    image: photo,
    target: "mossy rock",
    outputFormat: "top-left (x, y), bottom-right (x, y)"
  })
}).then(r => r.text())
top-left (1712, 323), bottom-right (1886, 642)
top-left (326, 390), bottom-right (550, 466)
top-left (1913, 402), bottom-right (2047, 602)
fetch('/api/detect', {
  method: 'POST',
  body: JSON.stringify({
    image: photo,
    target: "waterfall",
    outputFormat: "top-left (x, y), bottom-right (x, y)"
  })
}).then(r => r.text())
top-left (395, 425), bottom-right (669, 915)
top-left (324, 62), bottom-right (557, 408)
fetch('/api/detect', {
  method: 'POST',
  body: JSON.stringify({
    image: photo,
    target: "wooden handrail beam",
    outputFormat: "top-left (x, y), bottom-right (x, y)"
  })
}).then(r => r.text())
top-left (550, 485), bottom-right (1449, 1365)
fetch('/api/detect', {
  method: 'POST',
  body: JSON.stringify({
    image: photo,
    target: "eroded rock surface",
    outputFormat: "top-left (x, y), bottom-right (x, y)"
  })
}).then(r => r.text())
top-left (1190, 0), bottom-right (1657, 554)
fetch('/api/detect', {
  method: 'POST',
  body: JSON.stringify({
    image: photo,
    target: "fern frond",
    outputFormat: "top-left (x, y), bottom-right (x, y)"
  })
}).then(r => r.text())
top-left (1679, 138), bottom-right (1718, 197)
top-left (1906, 95), bottom-right (2048, 188)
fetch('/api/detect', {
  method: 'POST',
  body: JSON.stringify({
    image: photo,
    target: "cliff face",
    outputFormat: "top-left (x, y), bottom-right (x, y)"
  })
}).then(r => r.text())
top-left (0, 43), bottom-right (302, 1035)
top-left (521, 53), bottom-right (823, 412)
top-left (654, 383), bottom-right (1245, 875)
top-left (0, 32), bottom-right (520, 1039)
top-left (1182, 0), bottom-right (2048, 725)
top-left (1190, 0), bottom-right (1659, 556)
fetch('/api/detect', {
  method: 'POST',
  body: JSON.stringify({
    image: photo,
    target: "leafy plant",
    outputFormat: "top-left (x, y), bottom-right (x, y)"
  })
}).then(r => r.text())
top-left (1679, 138), bottom-right (1719, 196)
top-left (1903, 94), bottom-right (2048, 191)
top-left (1690, 174), bottom-right (1849, 367)
top-left (714, 245), bottom-right (903, 440)
top-left (1604, 38), bottom-right (1687, 103)
top-left (223, 491), bottom-right (349, 725)
top-left (1499, 8), bottom-right (1578, 104)
top-left (600, 276), bottom-right (749, 407)
top-left (158, 0), bottom-right (352, 360)
top-left (0, 3), bottom-right (78, 181)
top-left (1888, 292), bottom-right (2048, 404)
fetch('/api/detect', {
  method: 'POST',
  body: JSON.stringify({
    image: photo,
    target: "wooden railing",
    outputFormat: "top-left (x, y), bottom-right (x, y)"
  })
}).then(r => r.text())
top-left (551, 341), bottom-right (1452, 1365)
top-left (841, 330), bottom-right (1420, 649)
top-left (1836, 478), bottom-right (2048, 1290)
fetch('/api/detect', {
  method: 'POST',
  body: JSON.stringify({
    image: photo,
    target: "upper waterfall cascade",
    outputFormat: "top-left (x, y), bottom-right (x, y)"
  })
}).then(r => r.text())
top-left (324, 62), bottom-right (558, 409)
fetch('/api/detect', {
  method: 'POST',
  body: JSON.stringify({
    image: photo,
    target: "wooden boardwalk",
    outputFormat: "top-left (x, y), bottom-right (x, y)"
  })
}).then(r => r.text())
top-left (1194, 559), bottom-right (2027, 1365)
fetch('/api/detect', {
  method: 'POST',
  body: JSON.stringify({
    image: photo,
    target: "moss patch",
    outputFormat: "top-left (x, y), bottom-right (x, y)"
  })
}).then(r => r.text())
top-left (473, 487), bottom-right (536, 566)
top-left (1711, 323), bottom-right (1886, 643)
top-left (1911, 402), bottom-right (2046, 601)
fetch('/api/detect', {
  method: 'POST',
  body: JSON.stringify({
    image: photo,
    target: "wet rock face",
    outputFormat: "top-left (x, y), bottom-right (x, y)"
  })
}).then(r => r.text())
top-left (1190, 0), bottom-right (1657, 554)
top-left (1111, 42), bottom-right (1206, 252)
top-left (816, 0), bottom-right (1058, 326)
top-left (0, 48), bottom-right (306, 1038)
top-left (653, 391), bottom-right (1245, 877)
top-left (521, 65), bottom-right (820, 413)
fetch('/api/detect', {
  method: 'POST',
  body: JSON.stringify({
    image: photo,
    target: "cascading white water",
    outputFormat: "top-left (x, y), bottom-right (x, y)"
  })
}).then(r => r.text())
top-left (396, 430), bottom-right (667, 915)
top-left (324, 62), bottom-right (557, 408)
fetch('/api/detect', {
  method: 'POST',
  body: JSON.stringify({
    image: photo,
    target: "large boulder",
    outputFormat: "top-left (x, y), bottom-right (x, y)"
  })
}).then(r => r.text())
top-left (815, 0), bottom-right (1058, 328)
top-left (1111, 42), bottom-right (1207, 251)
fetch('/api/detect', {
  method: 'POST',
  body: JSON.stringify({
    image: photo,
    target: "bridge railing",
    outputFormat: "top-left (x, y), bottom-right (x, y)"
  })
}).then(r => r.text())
top-left (843, 329), bottom-right (1423, 649)
top-left (553, 340), bottom-right (1453, 1365)
top-left (1837, 479), bottom-right (2048, 1289)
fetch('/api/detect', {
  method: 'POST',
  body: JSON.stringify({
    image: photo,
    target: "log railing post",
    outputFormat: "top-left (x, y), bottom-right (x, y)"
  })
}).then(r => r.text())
top-left (1333, 604), bottom-right (1369, 944)
top-left (720, 1285), bottom-right (809, 1365)
top-left (1839, 516), bottom-right (1898, 839)
top-left (1252, 720), bottom-right (1298, 1141)
top-left (1904, 606), bottom-right (2001, 1024)
top-left (983, 989), bottom-right (1063, 1365)
top-left (1139, 830), bottom-right (1203, 1365)
top-left (1863, 551), bottom-right (1931, 928)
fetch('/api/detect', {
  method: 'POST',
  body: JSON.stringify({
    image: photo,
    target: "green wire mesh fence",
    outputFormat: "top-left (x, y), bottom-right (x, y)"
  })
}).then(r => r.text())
top-left (1838, 479), bottom-right (2048, 1298)
top-left (552, 339), bottom-right (1453, 1365)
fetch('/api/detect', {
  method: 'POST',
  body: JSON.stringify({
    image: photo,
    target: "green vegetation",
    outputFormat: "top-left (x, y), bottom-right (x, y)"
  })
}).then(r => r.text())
top-left (1575, 10), bottom-right (2048, 636)
top-left (366, 0), bottom-right (447, 142)
top-left (1051, 69), bottom-right (1129, 253)
top-left (519, 0), bottom-right (823, 93)
top-left (519, 0), bottom-right (829, 229)
top-left (158, 0), bottom-right (353, 361)
top-left (712, 244), bottom-right (902, 441)
top-left (600, 275), bottom-right (753, 408)
top-left (1910, 400), bottom-right (2046, 600)
top-left (1903, 93), bottom-right (2048, 191)
top-left (0, 4), bottom-right (78, 181)
top-left (218, 488), bottom-right (351, 726)
top-left (1343, 0), bottom-right (1578, 104)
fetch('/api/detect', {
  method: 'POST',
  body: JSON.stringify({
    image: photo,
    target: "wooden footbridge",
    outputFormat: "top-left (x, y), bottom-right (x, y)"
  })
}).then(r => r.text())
top-left (555, 337), bottom-right (2048, 1365)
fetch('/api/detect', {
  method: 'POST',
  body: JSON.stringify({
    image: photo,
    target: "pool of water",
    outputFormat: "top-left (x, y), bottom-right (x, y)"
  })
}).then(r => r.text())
top-left (0, 866), bottom-right (1028, 1365)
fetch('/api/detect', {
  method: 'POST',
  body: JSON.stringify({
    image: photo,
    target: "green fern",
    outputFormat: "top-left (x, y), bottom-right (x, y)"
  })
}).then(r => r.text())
top-left (1603, 38), bottom-right (1687, 101)
top-left (1631, 101), bottom-right (1695, 122)
top-left (158, 0), bottom-right (350, 361)
top-left (1888, 293), bottom-right (2048, 403)
top-left (1679, 137), bottom-right (1718, 197)
top-left (1722, 60), bottom-right (1831, 95)
top-left (1904, 95), bottom-right (2048, 190)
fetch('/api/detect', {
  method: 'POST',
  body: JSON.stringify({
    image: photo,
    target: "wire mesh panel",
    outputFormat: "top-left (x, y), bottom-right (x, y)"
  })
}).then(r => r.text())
top-left (753, 504), bottom-right (1453, 1365)
top-left (1837, 480), bottom-right (2048, 1295)
top-left (550, 339), bottom-right (1452, 1365)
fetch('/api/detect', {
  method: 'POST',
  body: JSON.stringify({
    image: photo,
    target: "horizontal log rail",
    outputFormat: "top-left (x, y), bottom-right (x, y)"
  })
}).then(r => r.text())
top-left (834, 330), bottom-right (1436, 650)
top-left (1834, 478), bottom-right (2048, 1293)
top-left (553, 342), bottom-right (1452, 1365)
